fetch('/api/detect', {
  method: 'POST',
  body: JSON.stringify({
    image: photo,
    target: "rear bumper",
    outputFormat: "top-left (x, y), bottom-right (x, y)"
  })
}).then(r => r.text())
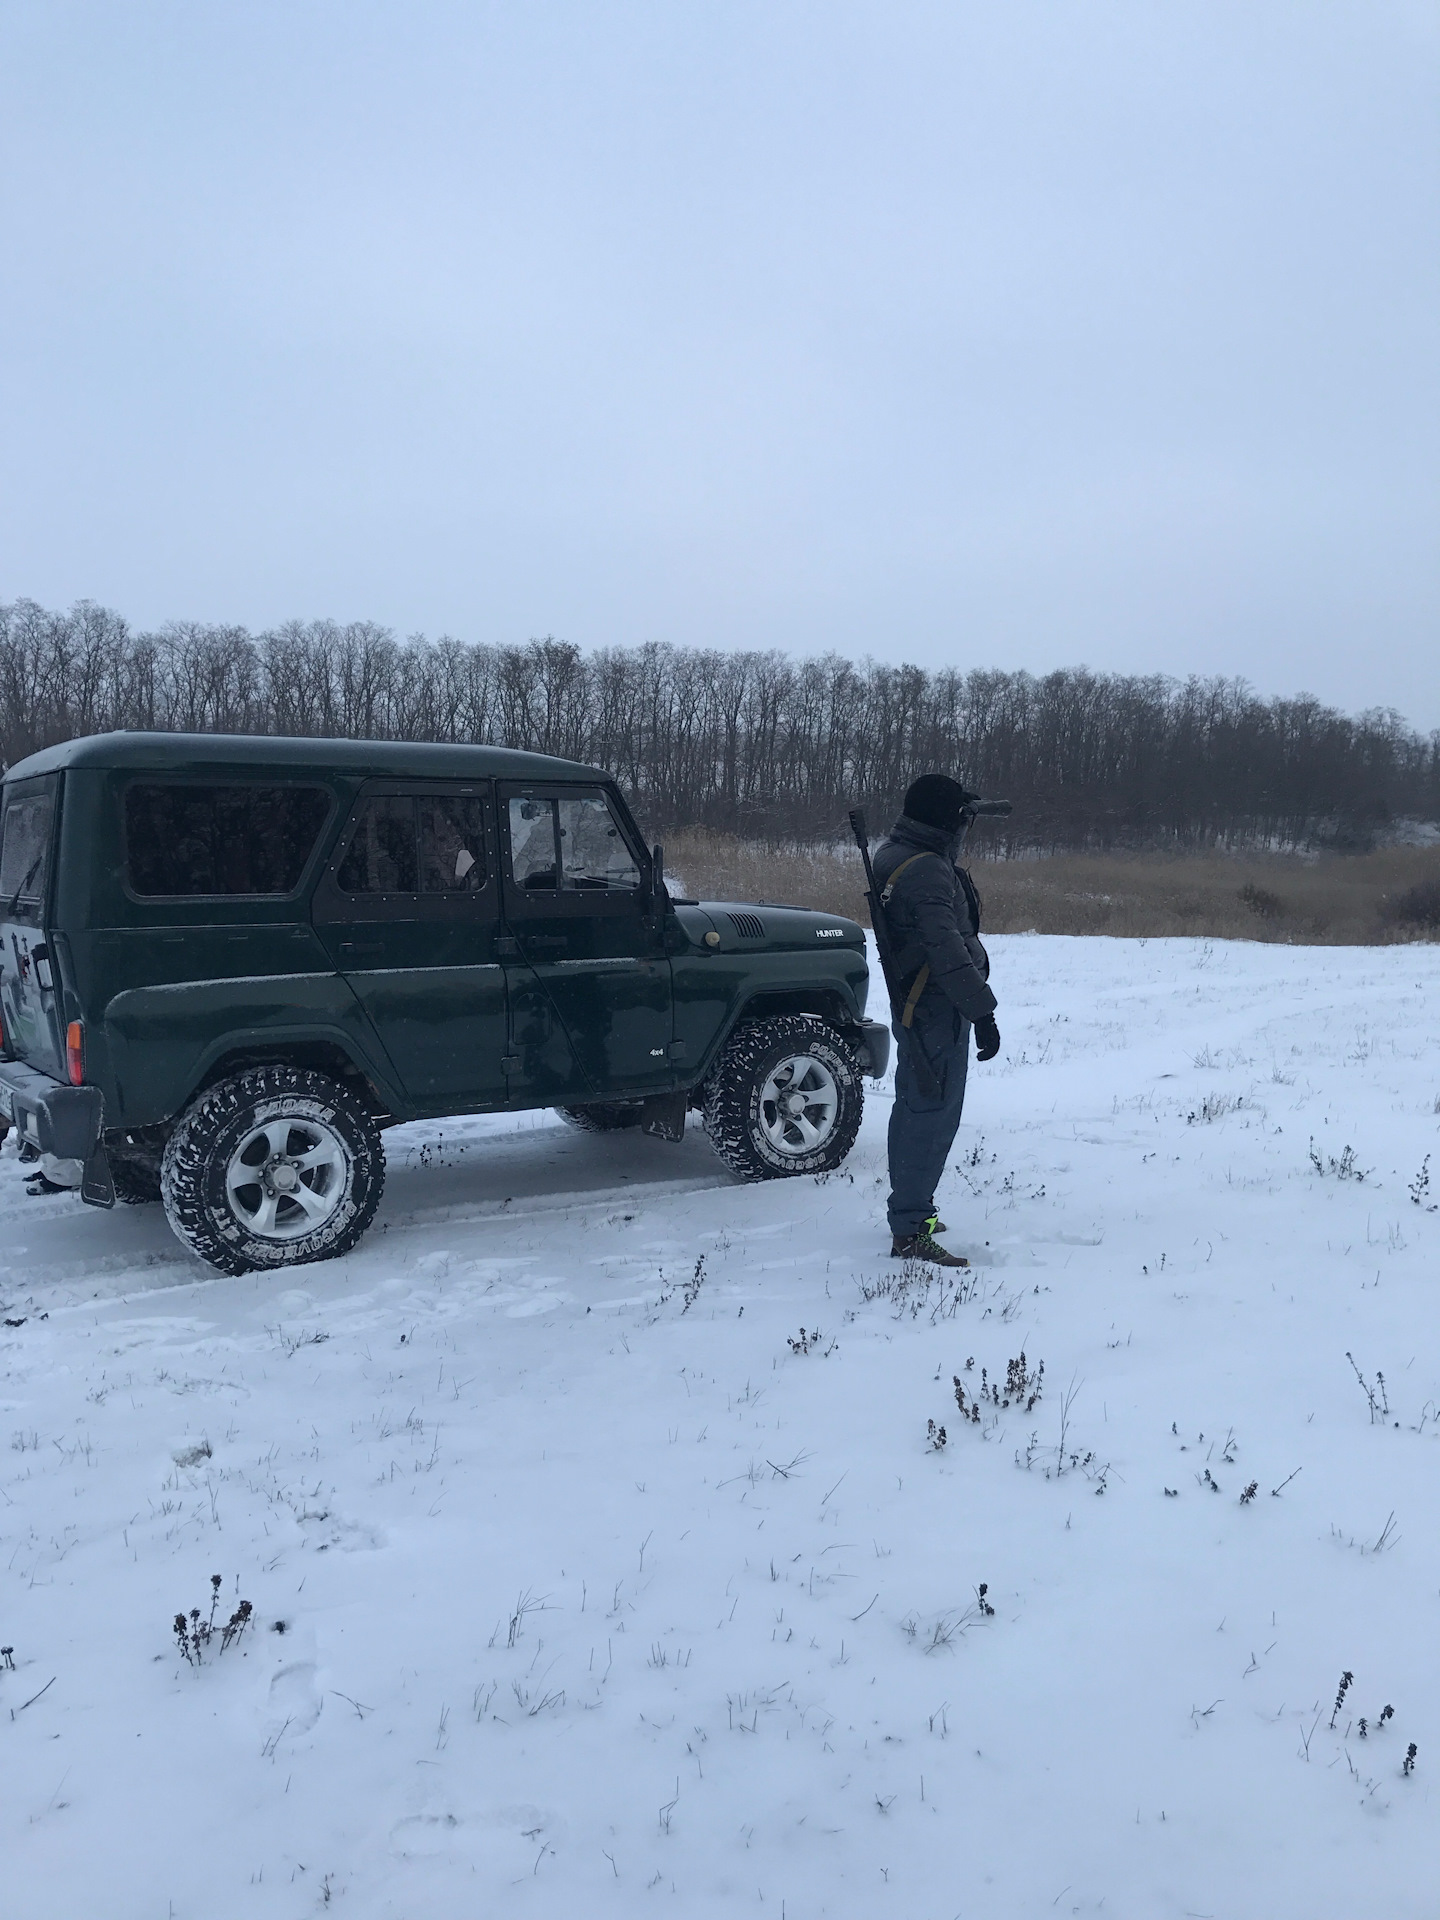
top-left (852, 1019), bottom-right (891, 1079)
top-left (0, 1059), bottom-right (104, 1160)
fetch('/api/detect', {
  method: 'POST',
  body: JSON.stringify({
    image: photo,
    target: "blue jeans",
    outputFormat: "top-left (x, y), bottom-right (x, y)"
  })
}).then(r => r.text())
top-left (886, 998), bottom-right (971, 1237)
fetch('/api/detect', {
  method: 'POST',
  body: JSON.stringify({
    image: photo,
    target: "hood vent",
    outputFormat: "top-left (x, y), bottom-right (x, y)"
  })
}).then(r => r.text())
top-left (726, 912), bottom-right (765, 940)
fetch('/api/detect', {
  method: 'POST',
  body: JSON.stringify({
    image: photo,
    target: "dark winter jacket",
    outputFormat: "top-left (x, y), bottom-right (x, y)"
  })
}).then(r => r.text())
top-left (871, 814), bottom-right (997, 1024)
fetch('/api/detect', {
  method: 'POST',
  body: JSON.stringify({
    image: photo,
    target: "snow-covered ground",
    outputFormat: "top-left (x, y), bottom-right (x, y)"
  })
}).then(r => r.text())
top-left (2, 937), bottom-right (1437, 1920)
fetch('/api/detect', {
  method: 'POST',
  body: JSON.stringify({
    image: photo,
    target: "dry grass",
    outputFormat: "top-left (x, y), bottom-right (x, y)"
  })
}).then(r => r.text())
top-left (664, 828), bottom-right (1440, 946)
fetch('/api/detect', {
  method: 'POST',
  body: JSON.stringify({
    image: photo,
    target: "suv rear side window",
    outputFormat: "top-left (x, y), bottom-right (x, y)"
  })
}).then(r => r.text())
top-left (125, 785), bottom-right (332, 896)
top-left (0, 789), bottom-right (55, 914)
top-left (338, 793), bottom-right (486, 895)
top-left (508, 792), bottom-right (641, 891)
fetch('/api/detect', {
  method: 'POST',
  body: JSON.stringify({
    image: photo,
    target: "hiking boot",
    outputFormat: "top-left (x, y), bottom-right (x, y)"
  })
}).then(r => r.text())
top-left (890, 1232), bottom-right (969, 1268)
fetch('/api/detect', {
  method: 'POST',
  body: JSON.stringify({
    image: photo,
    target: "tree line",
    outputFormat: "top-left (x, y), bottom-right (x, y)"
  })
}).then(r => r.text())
top-left (2, 597), bottom-right (1436, 851)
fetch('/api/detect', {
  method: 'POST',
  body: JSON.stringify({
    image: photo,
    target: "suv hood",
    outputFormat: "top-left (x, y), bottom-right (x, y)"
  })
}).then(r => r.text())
top-left (672, 900), bottom-right (866, 956)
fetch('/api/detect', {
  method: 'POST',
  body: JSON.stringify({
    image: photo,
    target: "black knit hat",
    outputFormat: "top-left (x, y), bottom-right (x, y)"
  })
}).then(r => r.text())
top-left (902, 774), bottom-right (970, 833)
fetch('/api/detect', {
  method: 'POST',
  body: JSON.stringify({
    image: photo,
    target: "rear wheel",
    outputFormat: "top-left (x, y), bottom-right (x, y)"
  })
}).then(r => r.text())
top-left (554, 1102), bottom-right (645, 1133)
top-left (160, 1066), bottom-right (384, 1275)
top-left (107, 1125), bottom-right (169, 1203)
top-left (702, 1016), bottom-right (863, 1180)
top-left (110, 1153), bottom-right (162, 1205)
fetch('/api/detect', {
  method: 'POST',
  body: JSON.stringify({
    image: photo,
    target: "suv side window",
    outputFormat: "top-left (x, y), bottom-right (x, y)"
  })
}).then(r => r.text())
top-left (337, 795), bottom-right (418, 893)
top-left (338, 794), bottom-right (487, 895)
top-left (125, 784), bottom-right (332, 897)
top-left (421, 795), bottom-right (486, 892)
top-left (507, 792), bottom-right (640, 893)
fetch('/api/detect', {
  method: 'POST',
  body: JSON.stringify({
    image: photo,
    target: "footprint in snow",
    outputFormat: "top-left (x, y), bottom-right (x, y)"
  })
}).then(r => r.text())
top-left (263, 1661), bottom-right (323, 1741)
top-left (506, 1296), bottom-right (562, 1318)
top-left (390, 1805), bottom-right (553, 1865)
top-left (298, 1510), bottom-right (386, 1553)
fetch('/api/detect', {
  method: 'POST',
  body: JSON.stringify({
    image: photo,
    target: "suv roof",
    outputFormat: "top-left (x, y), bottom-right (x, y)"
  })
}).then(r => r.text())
top-left (4, 730), bottom-right (607, 786)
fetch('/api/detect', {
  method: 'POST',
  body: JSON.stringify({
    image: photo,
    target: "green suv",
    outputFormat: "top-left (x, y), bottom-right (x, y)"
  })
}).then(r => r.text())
top-left (0, 733), bottom-right (887, 1274)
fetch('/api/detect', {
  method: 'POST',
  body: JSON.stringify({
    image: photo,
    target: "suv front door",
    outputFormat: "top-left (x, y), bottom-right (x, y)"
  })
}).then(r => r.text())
top-left (313, 782), bottom-right (508, 1112)
top-left (498, 783), bottom-right (673, 1105)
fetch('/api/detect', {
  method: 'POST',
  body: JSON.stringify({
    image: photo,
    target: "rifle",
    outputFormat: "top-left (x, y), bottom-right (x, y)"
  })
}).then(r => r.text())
top-left (847, 807), bottom-right (943, 1099)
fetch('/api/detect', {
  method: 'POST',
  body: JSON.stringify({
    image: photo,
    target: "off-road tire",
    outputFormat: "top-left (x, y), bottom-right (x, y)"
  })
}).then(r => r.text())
top-left (160, 1066), bottom-right (384, 1276)
top-left (110, 1152), bottom-right (162, 1204)
top-left (702, 1015), bottom-right (863, 1180)
top-left (554, 1102), bottom-right (645, 1133)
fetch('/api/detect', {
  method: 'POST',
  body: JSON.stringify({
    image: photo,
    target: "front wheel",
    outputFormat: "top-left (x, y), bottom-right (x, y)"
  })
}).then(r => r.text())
top-left (160, 1066), bottom-right (384, 1275)
top-left (702, 1016), bottom-right (863, 1180)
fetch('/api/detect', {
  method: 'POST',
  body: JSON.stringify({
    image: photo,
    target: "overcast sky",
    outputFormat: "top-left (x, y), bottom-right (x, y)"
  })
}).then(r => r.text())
top-left (2, 2), bottom-right (1436, 724)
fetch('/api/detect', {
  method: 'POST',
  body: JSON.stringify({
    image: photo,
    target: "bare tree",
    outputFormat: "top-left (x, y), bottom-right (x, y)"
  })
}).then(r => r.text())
top-left (2, 597), bottom-right (1436, 848)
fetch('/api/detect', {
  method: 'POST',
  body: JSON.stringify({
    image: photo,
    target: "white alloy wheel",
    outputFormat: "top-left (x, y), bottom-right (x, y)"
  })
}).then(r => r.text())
top-left (757, 1053), bottom-right (840, 1158)
top-left (702, 1015), bottom-right (864, 1180)
top-left (162, 1067), bottom-right (385, 1275)
top-left (224, 1114), bottom-right (351, 1240)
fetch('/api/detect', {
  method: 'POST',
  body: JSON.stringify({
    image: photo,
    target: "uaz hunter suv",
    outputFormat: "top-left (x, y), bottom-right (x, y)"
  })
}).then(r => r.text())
top-left (0, 733), bottom-right (887, 1274)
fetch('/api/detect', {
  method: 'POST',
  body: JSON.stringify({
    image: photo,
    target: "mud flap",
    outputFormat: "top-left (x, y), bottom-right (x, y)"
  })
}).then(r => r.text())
top-left (81, 1145), bottom-right (116, 1209)
top-left (853, 1019), bottom-right (892, 1079)
top-left (640, 1091), bottom-right (688, 1143)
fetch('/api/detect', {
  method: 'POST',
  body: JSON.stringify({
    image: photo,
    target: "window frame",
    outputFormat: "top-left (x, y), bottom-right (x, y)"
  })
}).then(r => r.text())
top-left (499, 782), bottom-right (651, 912)
top-left (119, 776), bottom-right (338, 905)
top-left (0, 774), bottom-right (60, 928)
top-left (316, 780), bottom-right (497, 923)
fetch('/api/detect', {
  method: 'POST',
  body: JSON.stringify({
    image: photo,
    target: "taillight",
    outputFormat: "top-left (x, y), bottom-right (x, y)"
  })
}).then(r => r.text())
top-left (66, 1020), bottom-right (84, 1086)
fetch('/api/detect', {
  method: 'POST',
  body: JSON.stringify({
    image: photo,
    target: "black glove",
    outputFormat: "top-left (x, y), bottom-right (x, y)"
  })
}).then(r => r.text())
top-left (973, 1014), bottom-right (1001, 1062)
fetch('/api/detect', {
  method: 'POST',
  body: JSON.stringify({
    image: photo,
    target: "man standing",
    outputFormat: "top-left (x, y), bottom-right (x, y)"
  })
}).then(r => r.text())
top-left (873, 774), bottom-right (1001, 1265)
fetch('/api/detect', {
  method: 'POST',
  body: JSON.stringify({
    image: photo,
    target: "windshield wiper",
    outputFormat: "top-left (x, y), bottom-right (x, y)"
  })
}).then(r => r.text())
top-left (4, 852), bottom-right (43, 916)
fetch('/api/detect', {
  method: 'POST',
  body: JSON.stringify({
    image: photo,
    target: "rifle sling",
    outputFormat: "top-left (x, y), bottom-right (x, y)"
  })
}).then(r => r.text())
top-left (900, 963), bottom-right (930, 1028)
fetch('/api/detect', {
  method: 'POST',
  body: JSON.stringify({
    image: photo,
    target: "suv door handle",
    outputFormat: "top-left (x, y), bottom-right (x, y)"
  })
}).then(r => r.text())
top-left (525, 935), bottom-right (567, 951)
top-left (339, 940), bottom-right (385, 958)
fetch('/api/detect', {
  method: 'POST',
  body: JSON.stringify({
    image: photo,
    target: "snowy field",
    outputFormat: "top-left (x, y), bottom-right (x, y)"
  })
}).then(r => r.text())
top-left (2, 936), bottom-right (1437, 1920)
